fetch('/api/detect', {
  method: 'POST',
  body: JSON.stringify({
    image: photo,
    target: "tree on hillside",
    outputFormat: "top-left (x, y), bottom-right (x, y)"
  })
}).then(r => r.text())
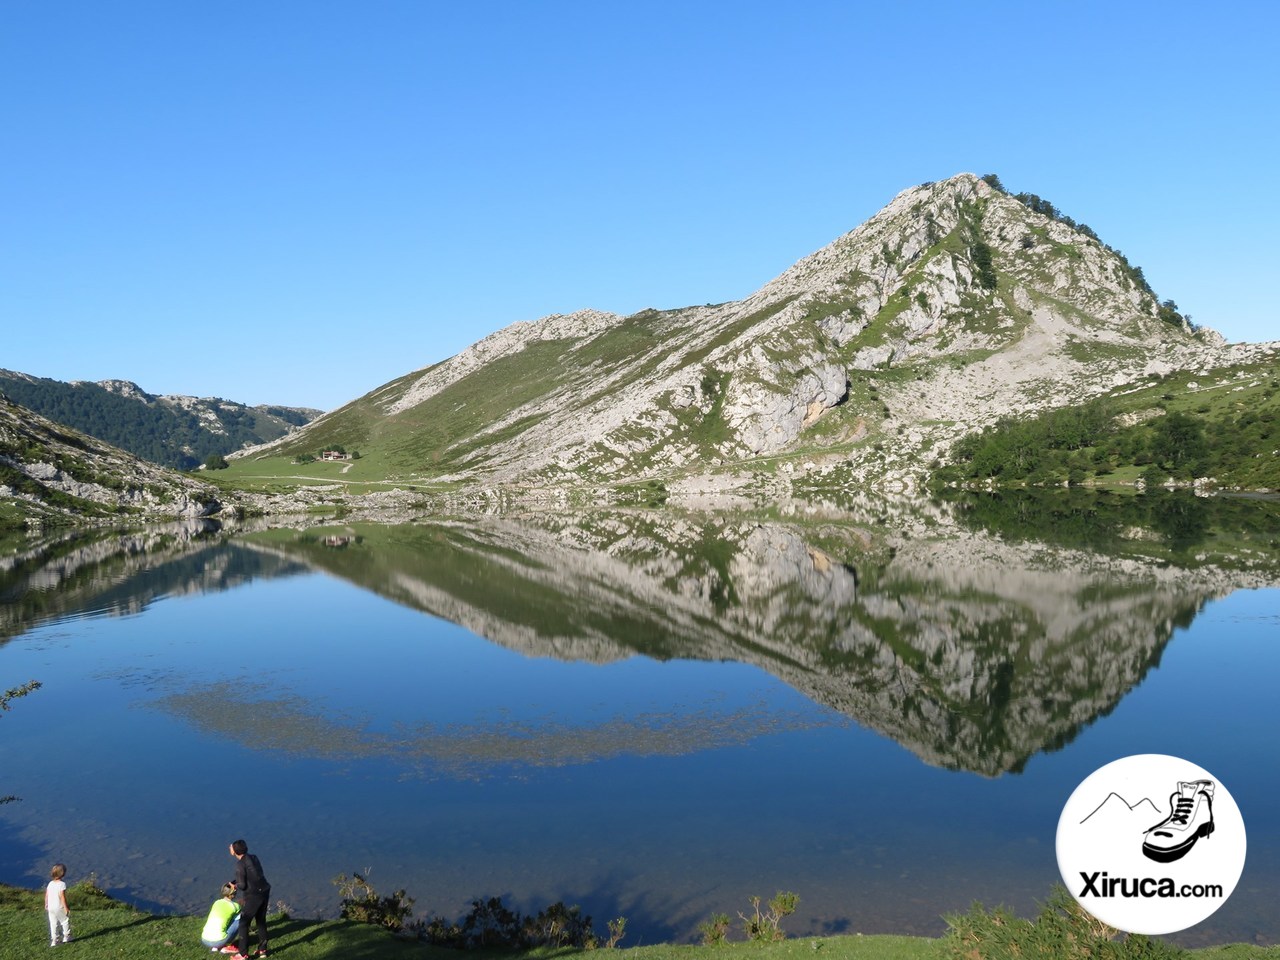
top-left (1150, 412), bottom-right (1208, 474)
top-left (1157, 298), bottom-right (1188, 328)
top-left (1013, 192), bottom-right (1059, 220)
top-left (970, 241), bottom-right (998, 290)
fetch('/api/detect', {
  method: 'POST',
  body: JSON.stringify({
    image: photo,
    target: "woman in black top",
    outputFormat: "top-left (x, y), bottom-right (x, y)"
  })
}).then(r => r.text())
top-left (229, 839), bottom-right (271, 958)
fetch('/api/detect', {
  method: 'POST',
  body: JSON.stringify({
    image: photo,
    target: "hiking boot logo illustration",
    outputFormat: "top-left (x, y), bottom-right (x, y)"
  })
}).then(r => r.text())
top-left (1142, 779), bottom-right (1215, 863)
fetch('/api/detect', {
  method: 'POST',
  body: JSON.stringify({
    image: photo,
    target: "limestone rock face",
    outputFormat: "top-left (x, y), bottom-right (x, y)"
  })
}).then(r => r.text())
top-left (0, 397), bottom-right (222, 524)
top-left (722, 359), bottom-right (848, 454)
top-left (250, 173), bottom-right (1271, 486)
top-left (849, 344), bottom-right (896, 370)
top-left (94, 379), bottom-right (155, 402)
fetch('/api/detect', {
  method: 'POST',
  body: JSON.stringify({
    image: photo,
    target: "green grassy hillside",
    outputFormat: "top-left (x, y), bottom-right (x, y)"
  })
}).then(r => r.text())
top-left (936, 356), bottom-right (1280, 491)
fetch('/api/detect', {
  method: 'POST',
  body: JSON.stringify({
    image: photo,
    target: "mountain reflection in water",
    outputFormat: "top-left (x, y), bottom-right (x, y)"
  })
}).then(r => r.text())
top-left (1, 493), bottom-right (1277, 946)
top-left (231, 497), bottom-right (1277, 777)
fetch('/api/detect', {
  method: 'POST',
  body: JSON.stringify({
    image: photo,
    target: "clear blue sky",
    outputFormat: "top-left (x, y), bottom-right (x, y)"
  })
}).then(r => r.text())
top-left (3, 1), bottom-right (1276, 411)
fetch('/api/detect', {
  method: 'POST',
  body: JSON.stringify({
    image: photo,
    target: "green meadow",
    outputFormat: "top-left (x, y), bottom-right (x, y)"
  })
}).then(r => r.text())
top-left (2, 882), bottom-right (1277, 960)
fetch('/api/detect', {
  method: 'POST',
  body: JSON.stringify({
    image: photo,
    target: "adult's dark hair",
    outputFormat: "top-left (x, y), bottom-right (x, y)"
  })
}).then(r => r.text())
top-left (231, 839), bottom-right (248, 856)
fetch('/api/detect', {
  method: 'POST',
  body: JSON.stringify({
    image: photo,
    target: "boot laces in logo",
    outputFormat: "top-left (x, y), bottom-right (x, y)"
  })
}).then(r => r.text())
top-left (1141, 779), bottom-right (1215, 863)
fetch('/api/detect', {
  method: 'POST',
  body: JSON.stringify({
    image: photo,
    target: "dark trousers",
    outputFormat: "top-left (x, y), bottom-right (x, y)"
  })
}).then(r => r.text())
top-left (237, 890), bottom-right (270, 954)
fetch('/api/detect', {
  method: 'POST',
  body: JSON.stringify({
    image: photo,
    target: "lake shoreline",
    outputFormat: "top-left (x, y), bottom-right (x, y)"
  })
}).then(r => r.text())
top-left (0, 881), bottom-right (1274, 960)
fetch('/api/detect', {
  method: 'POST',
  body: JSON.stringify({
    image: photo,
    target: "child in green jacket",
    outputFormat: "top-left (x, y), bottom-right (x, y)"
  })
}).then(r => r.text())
top-left (201, 883), bottom-right (242, 953)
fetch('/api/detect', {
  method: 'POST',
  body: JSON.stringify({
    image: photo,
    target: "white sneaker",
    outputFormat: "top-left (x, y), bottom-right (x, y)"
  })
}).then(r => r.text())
top-left (1143, 779), bottom-right (1215, 862)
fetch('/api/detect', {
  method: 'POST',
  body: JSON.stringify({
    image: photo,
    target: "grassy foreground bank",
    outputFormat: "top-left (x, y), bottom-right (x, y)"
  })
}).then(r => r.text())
top-left (0, 882), bottom-right (1275, 960)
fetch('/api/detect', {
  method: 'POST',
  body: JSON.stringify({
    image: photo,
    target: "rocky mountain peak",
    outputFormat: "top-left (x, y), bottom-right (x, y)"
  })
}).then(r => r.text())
top-left (255, 174), bottom-right (1263, 488)
top-left (91, 378), bottom-right (156, 402)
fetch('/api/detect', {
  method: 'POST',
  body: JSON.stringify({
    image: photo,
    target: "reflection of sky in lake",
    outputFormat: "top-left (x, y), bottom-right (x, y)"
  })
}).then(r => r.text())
top-left (1, 569), bottom-right (1277, 947)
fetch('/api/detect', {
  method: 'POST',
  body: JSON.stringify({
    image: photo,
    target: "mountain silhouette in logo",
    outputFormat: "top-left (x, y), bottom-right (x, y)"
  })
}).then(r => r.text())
top-left (1080, 792), bottom-right (1162, 827)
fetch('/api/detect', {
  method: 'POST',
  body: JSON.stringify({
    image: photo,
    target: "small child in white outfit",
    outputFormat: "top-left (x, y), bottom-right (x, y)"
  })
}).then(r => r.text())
top-left (45, 863), bottom-right (71, 946)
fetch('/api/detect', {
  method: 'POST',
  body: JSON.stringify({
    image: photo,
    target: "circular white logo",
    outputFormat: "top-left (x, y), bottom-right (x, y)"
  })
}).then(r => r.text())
top-left (1056, 754), bottom-right (1246, 935)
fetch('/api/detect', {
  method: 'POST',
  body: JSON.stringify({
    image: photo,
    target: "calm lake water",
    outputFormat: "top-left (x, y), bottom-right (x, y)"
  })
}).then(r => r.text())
top-left (2, 494), bottom-right (1278, 947)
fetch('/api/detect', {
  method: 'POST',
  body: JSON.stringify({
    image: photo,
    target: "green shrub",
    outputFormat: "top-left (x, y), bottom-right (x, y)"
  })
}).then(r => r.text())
top-left (423, 895), bottom-right (607, 950)
top-left (456, 896), bottom-right (520, 948)
top-left (332, 871), bottom-right (414, 932)
top-left (700, 912), bottom-right (731, 946)
top-left (739, 891), bottom-right (799, 942)
top-left (521, 901), bottom-right (597, 948)
top-left (942, 886), bottom-right (1186, 959)
top-left (604, 916), bottom-right (627, 948)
